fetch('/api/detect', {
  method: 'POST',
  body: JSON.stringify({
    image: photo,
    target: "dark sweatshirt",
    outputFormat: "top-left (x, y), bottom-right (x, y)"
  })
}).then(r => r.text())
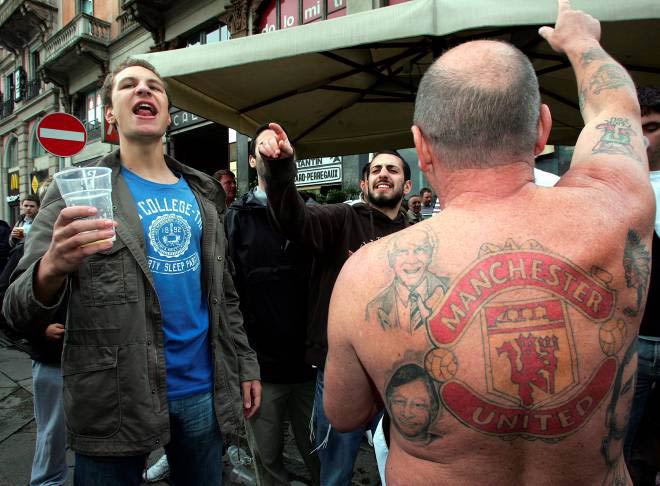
top-left (264, 156), bottom-right (408, 367)
top-left (225, 188), bottom-right (316, 383)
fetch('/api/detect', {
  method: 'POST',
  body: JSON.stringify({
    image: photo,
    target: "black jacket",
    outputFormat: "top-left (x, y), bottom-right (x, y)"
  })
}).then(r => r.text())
top-left (264, 156), bottom-right (409, 367)
top-left (226, 189), bottom-right (315, 383)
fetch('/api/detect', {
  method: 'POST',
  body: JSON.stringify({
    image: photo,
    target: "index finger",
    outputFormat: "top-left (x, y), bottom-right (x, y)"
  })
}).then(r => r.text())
top-left (268, 122), bottom-right (288, 141)
top-left (57, 206), bottom-right (99, 224)
top-left (558, 0), bottom-right (571, 13)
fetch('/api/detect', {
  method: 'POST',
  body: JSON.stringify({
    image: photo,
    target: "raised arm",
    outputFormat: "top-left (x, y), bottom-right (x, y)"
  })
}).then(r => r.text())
top-left (539, 0), bottom-right (649, 189)
top-left (260, 123), bottom-right (349, 254)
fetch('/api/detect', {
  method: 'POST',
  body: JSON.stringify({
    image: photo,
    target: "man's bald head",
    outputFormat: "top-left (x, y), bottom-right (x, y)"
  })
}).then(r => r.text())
top-left (414, 40), bottom-right (541, 169)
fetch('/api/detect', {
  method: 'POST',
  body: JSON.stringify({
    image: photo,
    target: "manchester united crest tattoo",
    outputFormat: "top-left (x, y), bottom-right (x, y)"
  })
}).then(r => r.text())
top-left (380, 234), bottom-right (645, 446)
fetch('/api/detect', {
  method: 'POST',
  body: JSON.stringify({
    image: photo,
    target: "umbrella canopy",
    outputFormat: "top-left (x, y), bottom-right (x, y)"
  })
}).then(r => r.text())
top-left (138, 0), bottom-right (660, 158)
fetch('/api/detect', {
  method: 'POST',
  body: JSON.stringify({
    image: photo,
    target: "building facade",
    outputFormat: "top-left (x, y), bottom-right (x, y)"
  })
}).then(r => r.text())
top-left (3, 0), bottom-right (506, 221)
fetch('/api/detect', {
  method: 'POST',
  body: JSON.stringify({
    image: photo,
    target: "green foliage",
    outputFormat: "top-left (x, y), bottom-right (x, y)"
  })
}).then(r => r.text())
top-left (324, 189), bottom-right (347, 204)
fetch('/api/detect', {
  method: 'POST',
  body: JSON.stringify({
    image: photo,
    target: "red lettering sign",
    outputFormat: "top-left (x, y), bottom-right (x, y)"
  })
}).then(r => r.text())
top-left (280, 0), bottom-right (299, 29)
top-left (258, 0), bottom-right (277, 33)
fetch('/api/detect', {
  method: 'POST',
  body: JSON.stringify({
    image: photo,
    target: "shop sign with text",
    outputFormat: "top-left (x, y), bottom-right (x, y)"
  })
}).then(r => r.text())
top-left (295, 156), bottom-right (342, 187)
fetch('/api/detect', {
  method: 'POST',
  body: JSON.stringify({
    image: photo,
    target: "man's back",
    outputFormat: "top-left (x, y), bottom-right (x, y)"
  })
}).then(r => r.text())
top-left (323, 3), bottom-right (654, 484)
top-left (332, 177), bottom-right (648, 484)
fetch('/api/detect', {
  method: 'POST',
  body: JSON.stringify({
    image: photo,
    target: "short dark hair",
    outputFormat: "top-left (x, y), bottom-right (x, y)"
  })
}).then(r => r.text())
top-left (213, 169), bottom-right (235, 181)
top-left (638, 86), bottom-right (660, 117)
top-left (101, 58), bottom-right (169, 108)
top-left (414, 41), bottom-right (540, 169)
top-left (419, 187), bottom-right (432, 197)
top-left (22, 194), bottom-right (40, 207)
top-left (367, 150), bottom-right (411, 181)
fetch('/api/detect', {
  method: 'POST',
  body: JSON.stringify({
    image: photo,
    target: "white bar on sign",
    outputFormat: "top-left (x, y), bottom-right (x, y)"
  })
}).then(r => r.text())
top-left (39, 128), bottom-right (85, 142)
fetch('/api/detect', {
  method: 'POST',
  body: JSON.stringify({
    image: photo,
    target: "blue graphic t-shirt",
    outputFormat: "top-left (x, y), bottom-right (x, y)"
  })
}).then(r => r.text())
top-left (122, 167), bottom-right (213, 400)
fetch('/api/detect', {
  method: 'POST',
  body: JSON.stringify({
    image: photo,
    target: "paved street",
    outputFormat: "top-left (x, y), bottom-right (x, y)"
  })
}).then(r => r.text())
top-left (0, 331), bottom-right (379, 486)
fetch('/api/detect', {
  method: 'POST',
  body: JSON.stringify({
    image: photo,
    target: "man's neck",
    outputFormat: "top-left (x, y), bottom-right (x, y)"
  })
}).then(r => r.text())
top-left (436, 161), bottom-right (534, 208)
top-left (120, 137), bottom-right (175, 183)
top-left (367, 200), bottom-right (402, 220)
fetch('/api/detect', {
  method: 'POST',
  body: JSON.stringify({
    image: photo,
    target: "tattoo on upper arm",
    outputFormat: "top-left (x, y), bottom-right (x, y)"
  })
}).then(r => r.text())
top-left (592, 117), bottom-right (642, 162)
top-left (587, 64), bottom-right (631, 96)
top-left (623, 229), bottom-right (650, 317)
top-left (580, 47), bottom-right (609, 67)
top-left (378, 238), bottom-right (631, 447)
top-left (367, 227), bottom-right (449, 334)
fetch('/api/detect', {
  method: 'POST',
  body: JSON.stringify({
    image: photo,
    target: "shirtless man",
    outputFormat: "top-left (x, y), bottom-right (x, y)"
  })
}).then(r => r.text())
top-left (324, 1), bottom-right (654, 485)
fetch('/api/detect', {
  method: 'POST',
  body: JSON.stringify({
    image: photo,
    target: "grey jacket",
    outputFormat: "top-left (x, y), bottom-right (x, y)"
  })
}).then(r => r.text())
top-left (2, 150), bottom-right (259, 456)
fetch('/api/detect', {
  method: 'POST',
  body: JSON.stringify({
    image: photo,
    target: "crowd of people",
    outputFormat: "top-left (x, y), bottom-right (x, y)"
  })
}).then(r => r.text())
top-left (0, 1), bottom-right (658, 485)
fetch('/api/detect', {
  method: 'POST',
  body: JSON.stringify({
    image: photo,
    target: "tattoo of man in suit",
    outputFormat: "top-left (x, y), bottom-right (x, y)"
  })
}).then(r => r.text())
top-left (367, 227), bottom-right (449, 334)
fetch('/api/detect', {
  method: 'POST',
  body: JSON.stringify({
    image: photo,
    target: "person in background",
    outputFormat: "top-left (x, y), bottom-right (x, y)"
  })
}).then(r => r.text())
top-left (225, 124), bottom-right (320, 486)
top-left (214, 169), bottom-right (238, 207)
top-left (259, 132), bottom-right (411, 485)
top-left (406, 195), bottom-right (423, 224)
top-left (9, 195), bottom-right (39, 247)
top-left (418, 187), bottom-right (434, 219)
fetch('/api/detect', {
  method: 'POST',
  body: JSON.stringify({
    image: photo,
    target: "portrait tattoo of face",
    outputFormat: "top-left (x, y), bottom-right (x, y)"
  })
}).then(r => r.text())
top-left (367, 228), bottom-right (449, 335)
top-left (385, 363), bottom-right (441, 443)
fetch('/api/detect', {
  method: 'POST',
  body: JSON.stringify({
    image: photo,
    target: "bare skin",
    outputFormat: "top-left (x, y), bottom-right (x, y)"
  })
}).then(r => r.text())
top-left (324, 2), bottom-right (653, 485)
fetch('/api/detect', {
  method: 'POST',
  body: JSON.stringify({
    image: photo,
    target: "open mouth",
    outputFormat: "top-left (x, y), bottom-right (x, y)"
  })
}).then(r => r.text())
top-left (132, 102), bottom-right (157, 117)
top-left (374, 181), bottom-right (392, 190)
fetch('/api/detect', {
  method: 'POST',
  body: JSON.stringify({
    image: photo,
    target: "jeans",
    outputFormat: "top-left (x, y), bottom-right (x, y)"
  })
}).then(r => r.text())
top-left (623, 337), bottom-right (660, 480)
top-left (31, 361), bottom-right (67, 486)
top-left (75, 391), bottom-right (223, 486)
top-left (313, 369), bottom-right (366, 486)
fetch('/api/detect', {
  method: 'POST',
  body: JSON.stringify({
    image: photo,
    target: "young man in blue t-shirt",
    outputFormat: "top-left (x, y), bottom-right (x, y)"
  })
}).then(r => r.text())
top-left (3, 59), bottom-right (261, 486)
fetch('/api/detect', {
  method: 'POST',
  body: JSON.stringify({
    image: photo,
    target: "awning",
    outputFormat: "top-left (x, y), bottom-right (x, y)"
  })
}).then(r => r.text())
top-left (138, 0), bottom-right (660, 158)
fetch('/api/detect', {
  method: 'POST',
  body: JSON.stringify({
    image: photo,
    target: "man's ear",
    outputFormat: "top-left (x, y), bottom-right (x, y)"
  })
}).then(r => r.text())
top-left (104, 105), bottom-right (115, 125)
top-left (403, 179), bottom-right (412, 196)
top-left (412, 125), bottom-right (432, 174)
top-left (534, 104), bottom-right (552, 156)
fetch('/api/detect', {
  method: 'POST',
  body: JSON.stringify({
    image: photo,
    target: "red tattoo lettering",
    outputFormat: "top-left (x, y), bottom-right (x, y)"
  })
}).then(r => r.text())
top-left (429, 251), bottom-right (614, 346)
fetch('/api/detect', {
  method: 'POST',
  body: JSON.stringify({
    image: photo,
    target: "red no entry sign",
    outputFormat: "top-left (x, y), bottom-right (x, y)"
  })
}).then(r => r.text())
top-left (37, 113), bottom-right (87, 157)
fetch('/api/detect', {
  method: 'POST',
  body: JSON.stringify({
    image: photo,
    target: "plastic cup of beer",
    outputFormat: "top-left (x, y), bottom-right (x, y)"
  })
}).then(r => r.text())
top-left (53, 167), bottom-right (115, 244)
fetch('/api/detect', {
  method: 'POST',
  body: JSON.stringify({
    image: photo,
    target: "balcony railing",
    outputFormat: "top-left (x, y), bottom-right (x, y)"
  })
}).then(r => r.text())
top-left (0, 99), bottom-right (14, 120)
top-left (25, 79), bottom-right (41, 102)
top-left (42, 13), bottom-right (111, 65)
top-left (117, 11), bottom-right (138, 34)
